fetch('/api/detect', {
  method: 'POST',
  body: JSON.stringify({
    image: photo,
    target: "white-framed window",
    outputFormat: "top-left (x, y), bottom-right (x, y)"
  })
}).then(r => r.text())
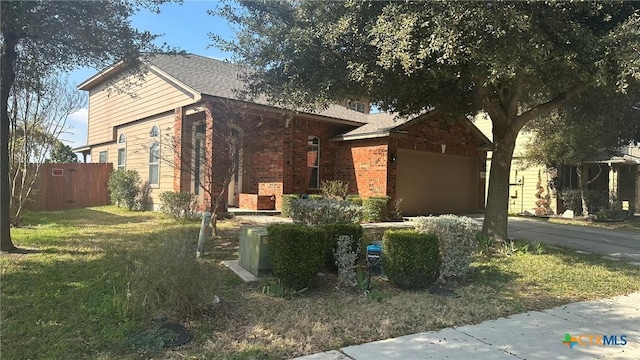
top-left (307, 136), bottom-right (320, 189)
top-left (117, 148), bottom-right (126, 171)
top-left (149, 126), bottom-right (160, 186)
top-left (347, 100), bottom-right (366, 113)
top-left (149, 125), bottom-right (160, 138)
top-left (99, 150), bottom-right (108, 163)
top-left (117, 133), bottom-right (126, 171)
top-left (149, 142), bottom-right (160, 186)
top-left (192, 122), bottom-right (206, 195)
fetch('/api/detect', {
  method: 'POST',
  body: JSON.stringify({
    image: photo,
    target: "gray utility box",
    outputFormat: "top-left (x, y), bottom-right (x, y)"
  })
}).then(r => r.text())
top-left (239, 226), bottom-right (272, 277)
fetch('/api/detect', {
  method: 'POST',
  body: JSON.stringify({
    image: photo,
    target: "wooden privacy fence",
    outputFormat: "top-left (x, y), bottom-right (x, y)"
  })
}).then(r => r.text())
top-left (28, 163), bottom-right (113, 211)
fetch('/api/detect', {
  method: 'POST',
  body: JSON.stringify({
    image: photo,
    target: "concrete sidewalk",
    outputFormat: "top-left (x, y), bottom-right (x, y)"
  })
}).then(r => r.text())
top-left (293, 292), bottom-right (640, 360)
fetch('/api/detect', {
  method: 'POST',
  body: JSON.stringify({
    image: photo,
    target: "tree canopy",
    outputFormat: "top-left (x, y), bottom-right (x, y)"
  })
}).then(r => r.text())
top-left (48, 142), bottom-right (79, 164)
top-left (214, 1), bottom-right (640, 239)
top-left (526, 86), bottom-right (640, 170)
top-left (1, 0), bottom-right (178, 251)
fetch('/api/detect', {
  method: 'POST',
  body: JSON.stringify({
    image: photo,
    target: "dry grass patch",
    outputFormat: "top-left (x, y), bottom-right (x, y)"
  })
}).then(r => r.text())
top-left (548, 216), bottom-right (640, 232)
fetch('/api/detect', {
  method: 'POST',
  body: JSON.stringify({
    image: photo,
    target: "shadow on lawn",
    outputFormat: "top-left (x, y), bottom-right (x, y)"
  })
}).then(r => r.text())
top-left (552, 247), bottom-right (640, 274)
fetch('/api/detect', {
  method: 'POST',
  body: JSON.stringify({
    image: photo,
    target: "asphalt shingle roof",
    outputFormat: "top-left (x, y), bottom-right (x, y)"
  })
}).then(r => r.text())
top-left (337, 113), bottom-right (412, 138)
top-left (148, 53), bottom-right (372, 124)
top-left (79, 53), bottom-right (488, 145)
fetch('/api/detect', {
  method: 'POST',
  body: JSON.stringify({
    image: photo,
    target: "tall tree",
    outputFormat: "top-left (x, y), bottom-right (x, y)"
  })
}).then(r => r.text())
top-left (9, 76), bottom-right (84, 226)
top-left (1, 0), bottom-right (177, 252)
top-left (525, 86), bottom-right (640, 216)
top-left (213, 1), bottom-right (640, 240)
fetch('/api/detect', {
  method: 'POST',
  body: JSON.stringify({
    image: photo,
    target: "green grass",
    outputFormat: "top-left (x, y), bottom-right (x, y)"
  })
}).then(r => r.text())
top-left (2, 206), bottom-right (639, 359)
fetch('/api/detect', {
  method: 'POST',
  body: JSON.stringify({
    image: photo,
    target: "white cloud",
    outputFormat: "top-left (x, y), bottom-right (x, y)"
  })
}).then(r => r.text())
top-left (61, 107), bottom-right (89, 149)
top-left (67, 108), bottom-right (88, 124)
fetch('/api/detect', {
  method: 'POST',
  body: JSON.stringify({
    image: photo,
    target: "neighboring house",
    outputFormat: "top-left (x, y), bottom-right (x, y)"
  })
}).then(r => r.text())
top-left (585, 145), bottom-right (639, 213)
top-left (474, 113), bottom-right (559, 215)
top-left (475, 113), bottom-right (639, 215)
top-left (76, 53), bottom-right (491, 216)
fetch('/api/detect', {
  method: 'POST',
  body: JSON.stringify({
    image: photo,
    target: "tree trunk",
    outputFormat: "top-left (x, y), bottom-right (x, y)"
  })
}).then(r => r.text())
top-left (0, 31), bottom-right (18, 252)
top-left (575, 164), bottom-right (587, 216)
top-left (482, 124), bottom-right (518, 241)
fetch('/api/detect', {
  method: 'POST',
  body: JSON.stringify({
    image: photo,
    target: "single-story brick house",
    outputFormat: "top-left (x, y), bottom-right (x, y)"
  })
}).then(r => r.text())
top-left (76, 53), bottom-right (491, 216)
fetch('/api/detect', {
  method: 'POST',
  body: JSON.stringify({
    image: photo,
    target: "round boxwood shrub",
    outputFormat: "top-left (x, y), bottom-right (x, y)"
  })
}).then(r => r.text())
top-left (267, 224), bottom-right (325, 289)
top-left (280, 194), bottom-right (299, 218)
top-left (320, 223), bottom-right (363, 271)
top-left (383, 229), bottom-right (439, 289)
top-left (363, 196), bottom-right (390, 222)
top-left (159, 191), bottom-right (196, 220)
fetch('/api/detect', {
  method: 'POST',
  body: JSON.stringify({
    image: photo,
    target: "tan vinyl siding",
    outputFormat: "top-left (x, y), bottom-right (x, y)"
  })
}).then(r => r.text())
top-left (474, 112), bottom-right (558, 214)
top-left (91, 114), bottom-right (176, 208)
top-left (87, 67), bottom-right (196, 145)
top-left (473, 112), bottom-right (536, 159)
top-left (485, 160), bottom-right (558, 214)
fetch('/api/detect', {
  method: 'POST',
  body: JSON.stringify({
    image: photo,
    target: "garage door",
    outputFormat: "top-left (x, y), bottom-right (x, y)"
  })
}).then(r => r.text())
top-left (396, 149), bottom-right (478, 216)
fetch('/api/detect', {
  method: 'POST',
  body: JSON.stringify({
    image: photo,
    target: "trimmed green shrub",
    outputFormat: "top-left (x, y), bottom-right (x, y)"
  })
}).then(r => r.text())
top-left (320, 223), bottom-right (363, 271)
top-left (346, 194), bottom-right (363, 206)
top-left (414, 215), bottom-right (479, 282)
top-left (281, 194), bottom-right (299, 218)
top-left (267, 224), bottom-right (325, 289)
top-left (108, 169), bottom-right (141, 210)
top-left (363, 196), bottom-right (390, 222)
top-left (291, 198), bottom-right (363, 225)
top-left (159, 191), bottom-right (196, 220)
top-left (307, 194), bottom-right (324, 201)
top-left (383, 229), bottom-right (439, 289)
top-left (320, 180), bottom-right (349, 200)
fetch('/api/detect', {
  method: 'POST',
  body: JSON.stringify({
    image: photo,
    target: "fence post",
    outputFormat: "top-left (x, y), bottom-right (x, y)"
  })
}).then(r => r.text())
top-left (196, 212), bottom-right (212, 258)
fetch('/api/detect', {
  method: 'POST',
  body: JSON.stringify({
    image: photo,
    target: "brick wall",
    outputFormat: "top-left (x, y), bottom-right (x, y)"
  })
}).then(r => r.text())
top-left (239, 193), bottom-right (276, 210)
top-left (394, 115), bottom-right (480, 156)
top-left (210, 110), bottom-right (487, 213)
top-left (258, 182), bottom-right (284, 209)
top-left (334, 138), bottom-right (390, 198)
top-left (288, 118), bottom-right (352, 194)
top-left (238, 116), bottom-right (351, 209)
top-left (244, 117), bottom-right (286, 195)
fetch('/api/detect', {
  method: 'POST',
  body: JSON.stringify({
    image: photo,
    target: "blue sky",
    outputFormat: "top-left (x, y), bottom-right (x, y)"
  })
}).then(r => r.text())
top-left (63, 1), bottom-right (235, 149)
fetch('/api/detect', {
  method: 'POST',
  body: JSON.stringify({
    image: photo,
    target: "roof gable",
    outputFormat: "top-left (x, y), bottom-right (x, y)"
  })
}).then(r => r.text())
top-left (333, 111), bottom-right (492, 149)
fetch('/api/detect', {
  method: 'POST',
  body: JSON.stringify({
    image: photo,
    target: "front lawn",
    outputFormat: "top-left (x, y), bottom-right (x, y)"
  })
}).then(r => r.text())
top-left (2, 206), bottom-right (639, 359)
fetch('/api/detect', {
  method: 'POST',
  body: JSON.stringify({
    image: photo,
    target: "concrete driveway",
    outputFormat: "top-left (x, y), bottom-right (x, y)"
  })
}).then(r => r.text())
top-left (506, 217), bottom-right (640, 262)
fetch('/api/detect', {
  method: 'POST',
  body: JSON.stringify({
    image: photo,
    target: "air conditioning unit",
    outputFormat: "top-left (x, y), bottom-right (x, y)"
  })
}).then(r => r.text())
top-left (239, 226), bottom-right (272, 276)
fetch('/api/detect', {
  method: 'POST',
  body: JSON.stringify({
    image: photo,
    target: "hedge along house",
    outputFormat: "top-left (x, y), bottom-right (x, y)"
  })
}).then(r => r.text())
top-left (76, 54), bottom-right (491, 216)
